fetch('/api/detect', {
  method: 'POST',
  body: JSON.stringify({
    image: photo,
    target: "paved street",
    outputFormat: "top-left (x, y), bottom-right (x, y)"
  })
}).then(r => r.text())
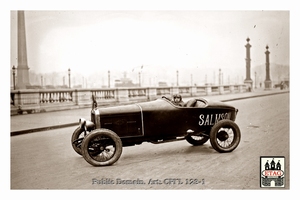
top-left (10, 90), bottom-right (290, 190)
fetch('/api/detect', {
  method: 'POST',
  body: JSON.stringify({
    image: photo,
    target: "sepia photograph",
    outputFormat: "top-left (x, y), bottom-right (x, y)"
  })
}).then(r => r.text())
top-left (3, 0), bottom-right (298, 199)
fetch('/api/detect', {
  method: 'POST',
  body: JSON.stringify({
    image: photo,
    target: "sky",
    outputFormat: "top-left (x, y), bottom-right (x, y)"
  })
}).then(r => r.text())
top-left (10, 10), bottom-right (290, 86)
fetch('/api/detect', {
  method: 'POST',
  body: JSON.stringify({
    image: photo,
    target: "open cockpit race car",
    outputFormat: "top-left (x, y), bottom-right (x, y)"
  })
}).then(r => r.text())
top-left (71, 94), bottom-right (241, 166)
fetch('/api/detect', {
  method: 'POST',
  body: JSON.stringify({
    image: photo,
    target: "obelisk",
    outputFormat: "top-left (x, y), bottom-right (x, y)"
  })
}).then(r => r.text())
top-left (16, 10), bottom-right (30, 89)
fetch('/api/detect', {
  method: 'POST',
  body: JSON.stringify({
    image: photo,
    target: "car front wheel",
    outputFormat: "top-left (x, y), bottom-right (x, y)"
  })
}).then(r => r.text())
top-left (71, 127), bottom-right (86, 155)
top-left (81, 128), bottom-right (123, 166)
top-left (209, 119), bottom-right (241, 153)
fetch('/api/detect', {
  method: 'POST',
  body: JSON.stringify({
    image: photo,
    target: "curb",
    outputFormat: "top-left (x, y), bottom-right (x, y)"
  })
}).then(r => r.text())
top-left (10, 91), bottom-right (289, 136)
top-left (11, 123), bottom-right (78, 136)
top-left (221, 91), bottom-right (289, 102)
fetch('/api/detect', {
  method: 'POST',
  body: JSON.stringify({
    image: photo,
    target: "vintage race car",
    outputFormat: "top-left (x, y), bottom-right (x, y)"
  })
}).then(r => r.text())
top-left (71, 95), bottom-right (241, 166)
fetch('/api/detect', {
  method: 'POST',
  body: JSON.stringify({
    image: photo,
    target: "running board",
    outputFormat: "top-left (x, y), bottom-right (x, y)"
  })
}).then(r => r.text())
top-left (150, 137), bottom-right (186, 144)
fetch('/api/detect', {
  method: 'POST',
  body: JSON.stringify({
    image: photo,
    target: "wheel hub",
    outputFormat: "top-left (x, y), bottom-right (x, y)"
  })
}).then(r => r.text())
top-left (99, 146), bottom-right (105, 151)
top-left (217, 130), bottom-right (229, 141)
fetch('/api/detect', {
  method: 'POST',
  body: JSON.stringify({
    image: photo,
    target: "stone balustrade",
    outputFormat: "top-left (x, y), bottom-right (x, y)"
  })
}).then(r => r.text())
top-left (10, 84), bottom-right (247, 115)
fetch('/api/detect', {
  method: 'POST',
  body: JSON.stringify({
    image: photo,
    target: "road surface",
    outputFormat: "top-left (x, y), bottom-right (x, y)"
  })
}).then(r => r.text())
top-left (11, 93), bottom-right (289, 189)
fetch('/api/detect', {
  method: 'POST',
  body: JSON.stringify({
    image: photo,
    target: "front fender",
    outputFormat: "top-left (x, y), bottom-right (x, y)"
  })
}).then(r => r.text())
top-left (79, 118), bottom-right (95, 131)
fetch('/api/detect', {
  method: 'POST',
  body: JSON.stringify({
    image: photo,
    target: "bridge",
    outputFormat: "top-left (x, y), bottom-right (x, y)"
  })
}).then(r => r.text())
top-left (10, 84), bottom-right (247, 115)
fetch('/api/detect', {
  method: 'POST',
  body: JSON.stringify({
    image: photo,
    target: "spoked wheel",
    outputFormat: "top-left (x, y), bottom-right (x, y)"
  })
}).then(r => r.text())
top-left (81, 128), bottom-right (122, 166)
top-left (209, 119), bottom-right (241, 153)
top-left (71, 127), bottom-right (86, 155)
top-left (185, 132), bottom-right (209, 146)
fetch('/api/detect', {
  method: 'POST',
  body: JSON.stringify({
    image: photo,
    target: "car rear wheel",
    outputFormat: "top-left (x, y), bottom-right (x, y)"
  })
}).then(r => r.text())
top-left (81, 128), bottom-right (123, 166)
top-left (185, 133), bottom-right (209, 146)
top-left (209, 119), bottom-right (241, 153)
top-left (71, 127), bottom-right (86, 156)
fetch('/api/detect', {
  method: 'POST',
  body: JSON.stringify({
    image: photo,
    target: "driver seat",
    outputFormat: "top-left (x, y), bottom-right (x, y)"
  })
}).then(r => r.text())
top-left (185, 99), bottom-right (197, 107)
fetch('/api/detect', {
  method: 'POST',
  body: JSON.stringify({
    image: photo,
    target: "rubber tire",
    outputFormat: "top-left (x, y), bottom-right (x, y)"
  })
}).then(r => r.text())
top-left (186, 134), bottom-right (209, 146)
top-left (209, 119), bottom-right (241, 153)
top-left (71, 127), bottom-right (85, 156)
top-left (81, 128), bottom-right (123, 166)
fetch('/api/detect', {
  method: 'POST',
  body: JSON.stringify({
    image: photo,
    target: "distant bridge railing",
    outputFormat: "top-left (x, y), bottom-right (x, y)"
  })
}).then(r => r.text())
top-left (10, 84), bottom-right (247, 115)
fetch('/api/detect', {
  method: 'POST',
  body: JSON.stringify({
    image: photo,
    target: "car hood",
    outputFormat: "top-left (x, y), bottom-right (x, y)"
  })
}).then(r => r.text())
top-left (99, 103), bottom-right (141, 115)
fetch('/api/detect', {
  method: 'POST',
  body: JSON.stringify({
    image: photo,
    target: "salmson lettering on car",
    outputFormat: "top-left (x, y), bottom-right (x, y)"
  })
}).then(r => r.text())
top-left (71, 95), bottom-right (241, 166)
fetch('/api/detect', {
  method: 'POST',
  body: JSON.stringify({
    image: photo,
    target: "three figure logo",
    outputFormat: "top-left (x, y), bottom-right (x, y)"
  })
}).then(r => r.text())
top-left (260, 156), bottom-right (285, 187)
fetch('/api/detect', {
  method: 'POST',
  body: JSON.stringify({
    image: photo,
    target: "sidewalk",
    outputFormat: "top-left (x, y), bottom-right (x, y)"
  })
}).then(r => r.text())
top-left (10, 88), bottom-right (289, 136)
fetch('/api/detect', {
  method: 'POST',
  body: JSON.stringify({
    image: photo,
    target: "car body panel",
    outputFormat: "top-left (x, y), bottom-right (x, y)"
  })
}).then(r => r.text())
top-left (98, 97), bottom-right (237, 142)
top-left (100, 104), bottom-right (143, 138)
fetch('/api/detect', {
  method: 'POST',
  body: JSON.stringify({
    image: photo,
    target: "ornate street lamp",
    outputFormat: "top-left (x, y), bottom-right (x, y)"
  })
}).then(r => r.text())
top-left (12, 65), bottom-right (16, 90)
top-left (108, 70), bottom-right (110, 88)
top-left (82, 76), bottom-right (84, 88)
top-left (219, 69), bottom-right (221, 85)
top-left (68, 68), bottom-right (71, 88)
top-left (255, 71), bottom-right (257, 89)
top-left (176, 70), bottom-right (179, 86)
top-left (139, 72), bottom-right (141, 87)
